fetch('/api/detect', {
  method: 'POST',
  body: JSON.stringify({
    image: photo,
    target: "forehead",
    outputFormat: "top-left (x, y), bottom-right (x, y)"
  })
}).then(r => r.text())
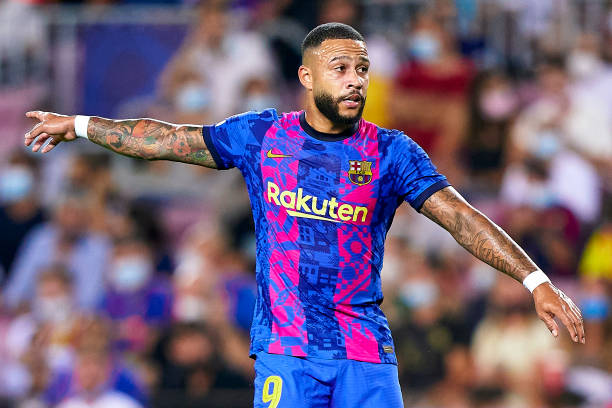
top-left (311, 38), bottom-right (368, 63)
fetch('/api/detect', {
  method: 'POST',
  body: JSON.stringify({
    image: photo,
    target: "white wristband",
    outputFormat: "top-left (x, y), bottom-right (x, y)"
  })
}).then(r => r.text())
top-left (74, 115), bottom-right (90, 139)
top-left (523, 270), bottom-right (551, 293)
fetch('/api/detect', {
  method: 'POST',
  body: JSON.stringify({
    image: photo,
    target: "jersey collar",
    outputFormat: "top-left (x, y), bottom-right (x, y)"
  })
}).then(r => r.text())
top-left (299, 111), bottom-right (359, 142)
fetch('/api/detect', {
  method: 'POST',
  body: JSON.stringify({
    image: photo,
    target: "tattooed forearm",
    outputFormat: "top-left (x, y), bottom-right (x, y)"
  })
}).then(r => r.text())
top-left (86, 117), bottom-right (217, 168)
top-left (420, 187), bottom-right (537, 282)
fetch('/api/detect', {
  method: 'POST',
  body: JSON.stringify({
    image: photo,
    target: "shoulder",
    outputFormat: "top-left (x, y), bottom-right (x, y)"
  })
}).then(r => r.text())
top-left (371, 124), bottom-right (420, 153)
top-left (20, 222), bottom-right (55, 246)
top-left (217, 108), bottom-right (279, 126)
top-left (276, 110), bottom-right (301, 128)
top-left (96, 392), bottom-right (143, 408)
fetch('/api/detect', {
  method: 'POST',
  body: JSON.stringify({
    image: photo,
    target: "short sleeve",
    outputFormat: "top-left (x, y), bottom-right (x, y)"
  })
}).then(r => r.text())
top-left (202, 109), bottom-right (278, 170)
top-left (393, 132), bottom-right (450, 211)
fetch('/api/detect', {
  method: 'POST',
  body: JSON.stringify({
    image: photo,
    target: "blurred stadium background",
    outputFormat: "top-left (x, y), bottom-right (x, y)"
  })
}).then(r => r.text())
top-left (0, 0), bottom-right (611, 407)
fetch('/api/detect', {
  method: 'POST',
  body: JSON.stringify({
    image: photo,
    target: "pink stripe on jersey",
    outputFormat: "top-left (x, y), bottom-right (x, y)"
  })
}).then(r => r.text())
top-left (261, 113), bottom-right (308, 357)
top-left (333, 120), bottom-right (381, 363)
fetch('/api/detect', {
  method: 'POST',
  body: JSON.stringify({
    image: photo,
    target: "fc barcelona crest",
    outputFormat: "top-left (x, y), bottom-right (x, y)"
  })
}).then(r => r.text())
top-left (348, 160), bottom-right (373, 186)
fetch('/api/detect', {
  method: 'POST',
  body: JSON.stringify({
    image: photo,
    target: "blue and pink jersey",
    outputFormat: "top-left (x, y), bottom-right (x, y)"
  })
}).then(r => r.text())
top-left (203, 110), bottom-right (449, 365)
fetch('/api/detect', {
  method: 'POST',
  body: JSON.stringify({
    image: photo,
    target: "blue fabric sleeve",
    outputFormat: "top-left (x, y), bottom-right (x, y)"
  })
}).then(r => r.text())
top-left (393, 132), bottom-right (450, 211)
top-left (202, 109), bottom-right (278, 170)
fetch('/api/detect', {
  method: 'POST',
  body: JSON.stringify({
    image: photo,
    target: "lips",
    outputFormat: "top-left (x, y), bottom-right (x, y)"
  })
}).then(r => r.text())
top-left (342, 94), bottom-right (362, 102)
top-left (341, 93), bottom-right (363, 108)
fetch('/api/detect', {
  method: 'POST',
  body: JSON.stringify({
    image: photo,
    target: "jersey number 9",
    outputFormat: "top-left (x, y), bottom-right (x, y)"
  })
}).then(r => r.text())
top-left (262, 375), bottom-right (283, 408)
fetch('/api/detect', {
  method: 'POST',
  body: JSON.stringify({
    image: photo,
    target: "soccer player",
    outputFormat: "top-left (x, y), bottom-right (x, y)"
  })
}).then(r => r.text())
top-left (24, 23), bottom-right (584, 408)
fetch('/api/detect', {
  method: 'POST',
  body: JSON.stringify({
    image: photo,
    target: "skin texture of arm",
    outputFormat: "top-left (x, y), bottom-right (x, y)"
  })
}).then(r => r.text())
top-left (24, 111), bottom-right (217, 168)
top-left (87, 117), bottom-right (217, 167)
top-left (420, 186), bottom-right (536, 282)
top-left (420, 186), bottom-right (586, 344)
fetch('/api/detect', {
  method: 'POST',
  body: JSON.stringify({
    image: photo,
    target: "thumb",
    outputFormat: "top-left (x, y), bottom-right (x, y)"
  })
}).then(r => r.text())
top-left (539, 312), bottom-right (559, 338)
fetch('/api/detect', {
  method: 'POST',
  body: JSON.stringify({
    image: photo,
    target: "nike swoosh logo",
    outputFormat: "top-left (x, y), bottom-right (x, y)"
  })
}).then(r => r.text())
top-left (266, 149), bottom-right (292, 159)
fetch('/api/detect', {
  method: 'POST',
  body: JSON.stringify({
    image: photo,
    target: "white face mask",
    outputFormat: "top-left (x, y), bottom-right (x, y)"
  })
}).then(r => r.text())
top-left (174, 295), bottom-right (208, 322)
top-left (399, 279), bottom-right (439, 309)
top-left (0, 166), bottom-right (34, 203)
top-left (109, 256), bottom-right (152, 292)
top-left (34, 295), bottom-right (72, 323)
top-left (567, 51), bottom-right (602, 79)
top-left (381, 257), bottom-right (402, 287)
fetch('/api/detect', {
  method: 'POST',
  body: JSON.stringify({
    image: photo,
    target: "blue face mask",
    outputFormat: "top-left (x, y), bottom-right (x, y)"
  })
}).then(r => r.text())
top-left (534, 130), bottom-right (561, 159)
top-left (581, 296), bottom-right (610, 321)
top-left (243, 94), bottom-right (278, 112)
top-left (110, 256), bottom-right (152, 292)
top-left (175, 84), bottom-right (211, 112)
top-left (409, 32), bottom-right (441, 62)
top-left (0, 166), bottom-right (34, 203)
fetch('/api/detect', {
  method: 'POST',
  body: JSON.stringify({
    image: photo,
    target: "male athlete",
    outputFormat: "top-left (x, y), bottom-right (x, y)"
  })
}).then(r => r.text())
top-left (24, 23), bottom-right (584, 408)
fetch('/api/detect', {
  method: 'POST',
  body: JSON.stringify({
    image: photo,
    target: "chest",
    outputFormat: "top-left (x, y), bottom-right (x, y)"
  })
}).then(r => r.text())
top-left (253, 132), bottom-right (385, 225)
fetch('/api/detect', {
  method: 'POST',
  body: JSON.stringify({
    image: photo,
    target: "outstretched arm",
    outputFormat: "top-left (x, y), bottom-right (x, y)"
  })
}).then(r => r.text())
top-left (24, 111), bottom-right (217, 168)
top-left (420, 186), bottom-right (585, 344)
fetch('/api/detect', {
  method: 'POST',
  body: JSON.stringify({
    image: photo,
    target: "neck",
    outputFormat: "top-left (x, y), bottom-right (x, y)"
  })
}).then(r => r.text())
top-left (304, 101), bottom-right (355, 134)
top-left (6, 200), bottom-right (37, 220)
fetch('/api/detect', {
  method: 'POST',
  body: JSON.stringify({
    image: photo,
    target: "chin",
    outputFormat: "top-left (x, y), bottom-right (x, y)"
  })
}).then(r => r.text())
top-left (339, 111), bottom-right (362, 123)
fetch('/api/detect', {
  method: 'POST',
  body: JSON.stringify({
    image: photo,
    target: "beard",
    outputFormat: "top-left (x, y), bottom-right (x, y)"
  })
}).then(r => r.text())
top-left (314, 90), bottom-right (366, 126)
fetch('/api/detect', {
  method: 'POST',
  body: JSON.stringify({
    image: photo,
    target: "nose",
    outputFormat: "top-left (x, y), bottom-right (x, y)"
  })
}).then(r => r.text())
top-left (346, 68), bottom-right (363, 90)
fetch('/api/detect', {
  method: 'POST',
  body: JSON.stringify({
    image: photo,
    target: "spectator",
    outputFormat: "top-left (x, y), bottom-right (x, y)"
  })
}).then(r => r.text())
top-left (4, 189), bottom-right (111, 311)
top-left (5, 266), bottom-right (81, 376)
top-left (0, 151), bottom-right (45, 277)
top-left (55, 346), bottom-right (142, 408)
top-left (159, 1), bottom-right (275, 122)
top-left (44, 318), bottom-right (148, 407)
top-left (390, 10), bottom-right (475, 182)
top-left (101, 235), bottom-right (172, 352)
top-left (565, 32), bottom-right (612, 181)
top-left (152, 323), bottom-right (250, 399)
top-left (413, 345), bottom-right (475, 408)
top-left (392, 252), bottom-right (474, 394)
top-left (465, 71), bottom-right (519, 188)
top-left (503, 57), bottom-right (602, 223)
top-left (579, 208), bottom-right (612, 281)
top-left (471, 276), bottom-right (563, 406)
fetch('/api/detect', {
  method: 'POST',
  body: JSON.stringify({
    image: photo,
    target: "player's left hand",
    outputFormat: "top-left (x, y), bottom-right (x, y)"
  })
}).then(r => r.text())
top-left (533, 282), bottom-right (585, 344)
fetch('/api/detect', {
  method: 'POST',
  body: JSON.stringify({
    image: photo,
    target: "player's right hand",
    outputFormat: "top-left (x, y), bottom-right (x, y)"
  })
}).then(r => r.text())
top-left (24, 111), bottom-right (77, 153)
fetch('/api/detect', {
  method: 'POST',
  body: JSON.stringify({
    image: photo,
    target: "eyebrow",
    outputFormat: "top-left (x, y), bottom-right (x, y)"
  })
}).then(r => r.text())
top-left (329, 55), bottom-right (370, 64)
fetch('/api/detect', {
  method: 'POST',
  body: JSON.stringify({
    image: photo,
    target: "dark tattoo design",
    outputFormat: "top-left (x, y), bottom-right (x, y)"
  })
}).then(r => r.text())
top-left (420, 187), bottom-right (538, 282)
top-left (87, 117), bottom-right (217, 168)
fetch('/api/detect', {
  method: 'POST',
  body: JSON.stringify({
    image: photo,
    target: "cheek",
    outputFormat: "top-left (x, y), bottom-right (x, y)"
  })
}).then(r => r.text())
top-left (319, 77), bottom-right (346, 98)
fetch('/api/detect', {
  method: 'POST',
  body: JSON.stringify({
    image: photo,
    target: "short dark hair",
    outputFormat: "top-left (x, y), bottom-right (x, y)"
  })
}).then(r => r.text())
top-left (301, 23), bottom-right (364, 57)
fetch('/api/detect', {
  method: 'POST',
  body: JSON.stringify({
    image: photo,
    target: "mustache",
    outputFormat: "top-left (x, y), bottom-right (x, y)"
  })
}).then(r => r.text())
top-left (337, 92), bottom-right (364, 103)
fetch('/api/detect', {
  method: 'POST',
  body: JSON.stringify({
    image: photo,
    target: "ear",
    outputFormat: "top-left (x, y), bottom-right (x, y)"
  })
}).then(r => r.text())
top-left (298, 65), bottom-right (313, 91)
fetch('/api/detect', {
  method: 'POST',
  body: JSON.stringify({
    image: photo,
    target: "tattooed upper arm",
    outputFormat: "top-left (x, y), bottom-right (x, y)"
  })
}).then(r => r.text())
top-left (419, 186), bottom-right (471, 229)
top-left (156, 124), bottom-right (217, 168)
top-left (87, 117), bottom-right (217, 168)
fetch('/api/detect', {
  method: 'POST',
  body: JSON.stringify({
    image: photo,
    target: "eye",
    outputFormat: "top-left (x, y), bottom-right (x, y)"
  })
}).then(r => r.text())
top-left (334, 65), bottom-right (345, 72)
top-left (358, 66), bottom-right (369, 73)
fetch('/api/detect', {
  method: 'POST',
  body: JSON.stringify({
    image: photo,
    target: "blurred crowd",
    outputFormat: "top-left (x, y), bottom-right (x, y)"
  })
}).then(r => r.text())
top-left (1, 0), bottom-right (612, 407)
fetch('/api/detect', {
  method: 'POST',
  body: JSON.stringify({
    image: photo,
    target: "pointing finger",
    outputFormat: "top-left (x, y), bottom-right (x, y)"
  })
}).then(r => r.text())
top-left (25, 111), bottom-right (45, 120)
